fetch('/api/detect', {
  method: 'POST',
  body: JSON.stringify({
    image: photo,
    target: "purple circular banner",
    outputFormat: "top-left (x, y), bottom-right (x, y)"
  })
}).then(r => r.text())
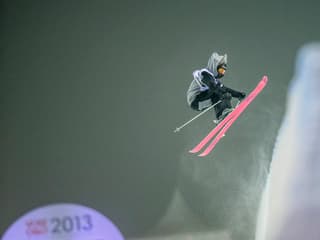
top-left (2, 203), bottom-right (124, 240)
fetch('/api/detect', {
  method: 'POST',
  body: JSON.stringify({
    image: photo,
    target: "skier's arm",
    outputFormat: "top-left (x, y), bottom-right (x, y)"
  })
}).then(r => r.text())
top-left (200, 72), bottom-right (245, 99)
top-left (200, 72), bottom-right (225, 98)
top-left (223, 86), bottom-right (246, 99)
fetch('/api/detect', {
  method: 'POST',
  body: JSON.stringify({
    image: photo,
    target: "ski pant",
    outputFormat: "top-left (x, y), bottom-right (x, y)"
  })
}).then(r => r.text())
top-left (190, 92), bottom-right (232, 118)
top-left (214, 93), bottom-right (232, 118)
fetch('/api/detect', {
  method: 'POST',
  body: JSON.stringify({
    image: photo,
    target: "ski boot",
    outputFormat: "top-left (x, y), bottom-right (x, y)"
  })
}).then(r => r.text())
top-left (213, 108), bottom-right (234, 124)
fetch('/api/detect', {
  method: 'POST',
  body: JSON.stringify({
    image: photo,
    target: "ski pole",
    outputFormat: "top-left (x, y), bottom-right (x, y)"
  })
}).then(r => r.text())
top-left (174, 100), bottom-right (222, 133)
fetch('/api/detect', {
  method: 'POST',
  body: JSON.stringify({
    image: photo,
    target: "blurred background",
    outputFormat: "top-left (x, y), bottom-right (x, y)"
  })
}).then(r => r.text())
top-left (1, 0), bottom-right (320, 239)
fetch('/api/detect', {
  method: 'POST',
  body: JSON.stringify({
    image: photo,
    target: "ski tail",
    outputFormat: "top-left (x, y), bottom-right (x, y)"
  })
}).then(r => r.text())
top-left (189, 98), bottom-right (246, 153)
top-left (189, 107), bottom-right (237, 153)
top-left (190, 76), bottom-right (268, 155)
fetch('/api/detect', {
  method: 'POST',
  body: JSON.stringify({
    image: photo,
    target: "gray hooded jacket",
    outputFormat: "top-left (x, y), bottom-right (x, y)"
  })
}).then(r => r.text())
top-left (187, 52), bottom-right (227, 110)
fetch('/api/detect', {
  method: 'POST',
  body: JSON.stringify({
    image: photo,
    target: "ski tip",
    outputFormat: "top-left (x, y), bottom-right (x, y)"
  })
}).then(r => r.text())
top-left (262, 75), bottom-right (268, 83)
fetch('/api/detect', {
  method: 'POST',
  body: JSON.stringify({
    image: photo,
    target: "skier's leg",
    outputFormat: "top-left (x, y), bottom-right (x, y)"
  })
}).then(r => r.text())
top-left (214, 93), bottom-right (232, 119)
top-left (214, 102), bottom-right (224, 119)
top-left (191, 92), bottom-right (214, 111)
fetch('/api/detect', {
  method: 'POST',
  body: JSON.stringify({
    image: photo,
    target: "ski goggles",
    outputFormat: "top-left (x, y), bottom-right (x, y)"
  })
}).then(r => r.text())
top-left (217, 66), bottom-right (226, 75)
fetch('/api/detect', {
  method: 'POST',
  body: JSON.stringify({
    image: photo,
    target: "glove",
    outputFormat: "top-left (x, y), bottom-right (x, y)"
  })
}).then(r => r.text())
top-left (238, 92), bottom-right (246, 100)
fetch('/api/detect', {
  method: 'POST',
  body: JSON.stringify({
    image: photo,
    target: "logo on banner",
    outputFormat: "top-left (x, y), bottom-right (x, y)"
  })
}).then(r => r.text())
top-left (25, 219), bottom-right (48, 236)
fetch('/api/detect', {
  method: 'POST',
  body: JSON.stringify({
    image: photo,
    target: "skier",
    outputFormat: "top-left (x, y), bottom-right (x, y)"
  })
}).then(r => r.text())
top-left (187, 52), bottom-right (246, 122)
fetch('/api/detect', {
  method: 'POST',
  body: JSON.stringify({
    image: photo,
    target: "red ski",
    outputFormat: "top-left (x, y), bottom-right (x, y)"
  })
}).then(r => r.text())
top-left (189, 75), bottom-right (268, 157)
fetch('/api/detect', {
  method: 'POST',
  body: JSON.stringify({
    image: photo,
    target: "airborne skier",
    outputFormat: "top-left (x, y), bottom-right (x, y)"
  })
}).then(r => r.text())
top-left (190, 76), bottom-right (268, 156)
top-left (174, 52), bottom-right (268, 156)
top-left (187, 52), bottom-right (246, 122)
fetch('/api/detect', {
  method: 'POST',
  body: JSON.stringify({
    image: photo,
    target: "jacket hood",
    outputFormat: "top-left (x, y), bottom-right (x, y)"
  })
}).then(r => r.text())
top-left (207, 52), bottom-right (228, 76)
